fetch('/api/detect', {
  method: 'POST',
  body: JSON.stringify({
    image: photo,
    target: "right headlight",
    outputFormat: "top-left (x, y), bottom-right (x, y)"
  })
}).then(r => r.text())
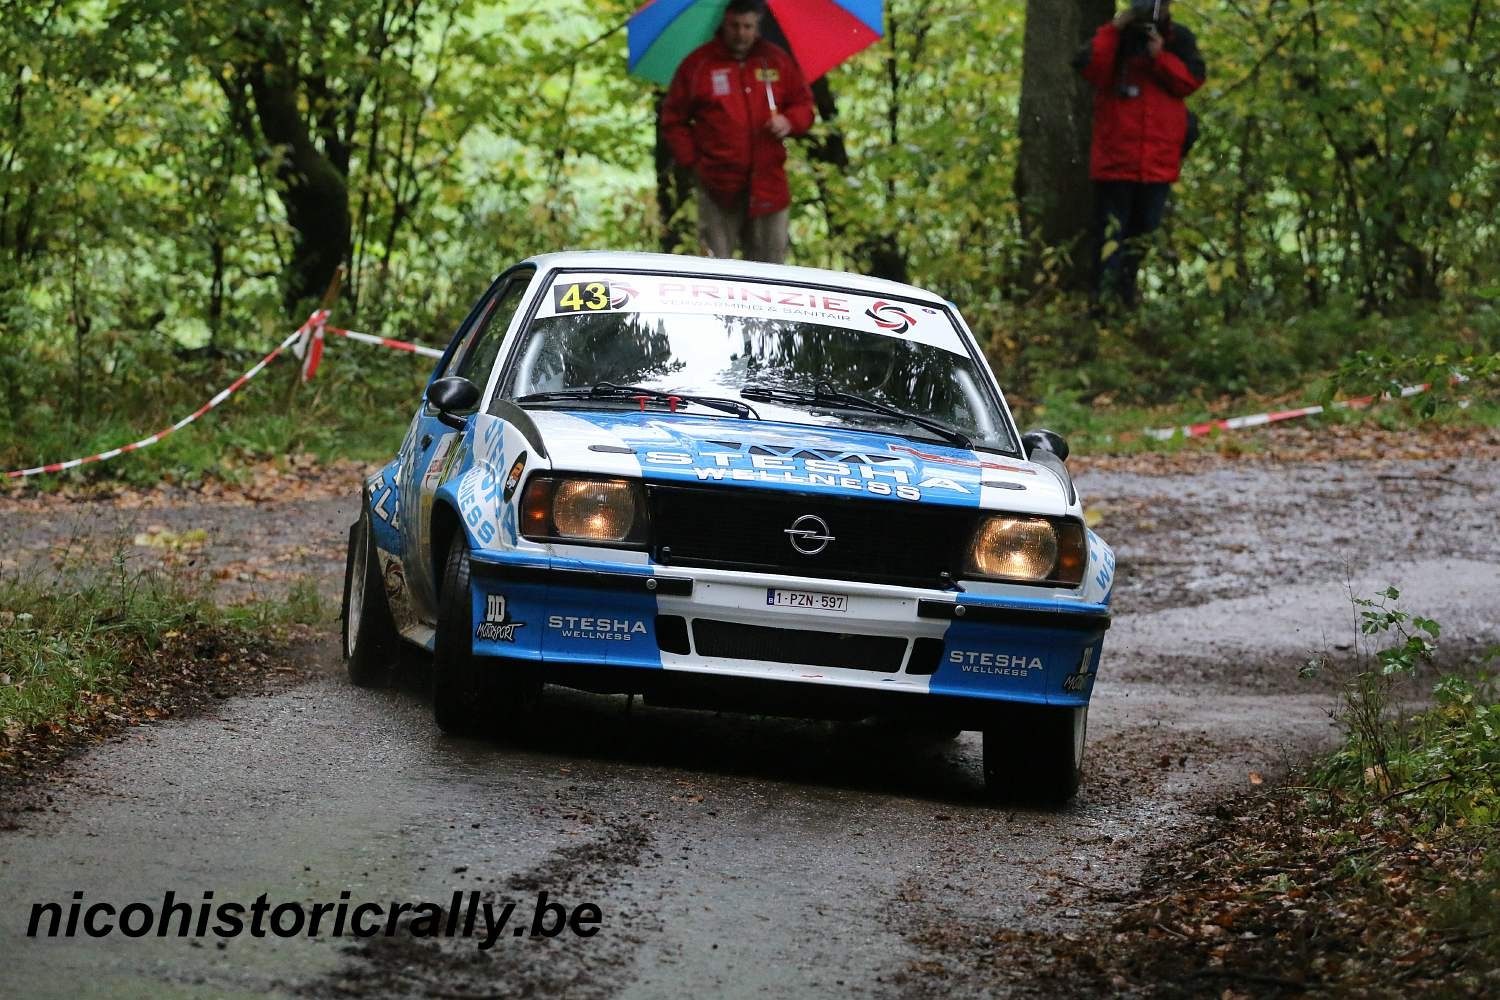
top-left (963, 515), bottom-right (1086, 586)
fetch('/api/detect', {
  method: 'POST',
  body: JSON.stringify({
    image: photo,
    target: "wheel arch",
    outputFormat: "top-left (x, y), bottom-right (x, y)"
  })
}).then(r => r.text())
top-left (430, 500), bottom-right (464, 600)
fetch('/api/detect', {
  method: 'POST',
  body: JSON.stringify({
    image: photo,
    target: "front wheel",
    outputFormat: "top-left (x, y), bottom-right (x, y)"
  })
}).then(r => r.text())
top-left (432, 532), bottom-right (539, 737)
top-left (982, 705), bottom-right (1087, 804)
top-left (342, 507), bottom-right (397, 688)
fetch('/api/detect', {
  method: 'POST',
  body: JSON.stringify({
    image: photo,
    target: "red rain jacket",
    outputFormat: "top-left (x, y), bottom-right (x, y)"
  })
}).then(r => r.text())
top-left (661, 37), bottom-right (815, 218)
top-left (1078, 22), bottom-right (1205, 183)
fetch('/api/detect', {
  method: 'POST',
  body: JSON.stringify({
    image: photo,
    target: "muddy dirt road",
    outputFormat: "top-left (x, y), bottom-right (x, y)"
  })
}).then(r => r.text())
top-left (3, 455), bottom-right (1498, 998)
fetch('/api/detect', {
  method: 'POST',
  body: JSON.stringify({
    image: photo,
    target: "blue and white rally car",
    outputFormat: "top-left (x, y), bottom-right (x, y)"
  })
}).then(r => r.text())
top-left (342, 252), bottom-right (1114, 800)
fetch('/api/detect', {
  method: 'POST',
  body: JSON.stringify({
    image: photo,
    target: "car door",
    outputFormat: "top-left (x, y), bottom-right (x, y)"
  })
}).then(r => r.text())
top-left (399, 268), bottom-right (535, 622)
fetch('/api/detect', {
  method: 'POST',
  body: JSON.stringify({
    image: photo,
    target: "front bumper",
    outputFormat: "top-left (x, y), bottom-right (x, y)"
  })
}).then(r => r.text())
top-left (467, 552), bottom-right (1108, 707)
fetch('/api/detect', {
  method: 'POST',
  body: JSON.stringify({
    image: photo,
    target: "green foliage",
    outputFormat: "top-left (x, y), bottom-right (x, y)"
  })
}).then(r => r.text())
top-left (1305, 588), bottom-right (1500, 835)
top-left (1409, 674), bottom-right (1500, 828)
top-left (4, 0), bottom-right (1499, 479)
top-left (785, 0), bottom-right (1500, 339)
top-left (1328, 344), bottom-right (1500, 418)
top-left (1165, 0), bottom-right (1499, 315)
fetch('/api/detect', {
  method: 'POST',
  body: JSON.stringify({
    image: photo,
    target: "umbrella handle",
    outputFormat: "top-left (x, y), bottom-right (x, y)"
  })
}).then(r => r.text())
top-left (765, 78), bottom-right (778, 114)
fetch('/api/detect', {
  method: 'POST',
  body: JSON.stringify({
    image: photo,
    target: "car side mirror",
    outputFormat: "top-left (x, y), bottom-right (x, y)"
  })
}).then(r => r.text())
top-left (1022, 428), bottom-right (1070, 462)
top-left (429, 376), bottom-right (480, 429)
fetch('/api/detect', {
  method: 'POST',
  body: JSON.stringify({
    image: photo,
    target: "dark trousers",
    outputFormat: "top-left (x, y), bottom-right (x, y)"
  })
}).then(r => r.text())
top-left (1092, 181), bottom-right (1171, 308)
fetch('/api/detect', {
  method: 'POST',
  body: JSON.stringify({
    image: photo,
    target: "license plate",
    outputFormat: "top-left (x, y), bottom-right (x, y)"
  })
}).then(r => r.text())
top-left (765, 588), bottom-right (848, 613)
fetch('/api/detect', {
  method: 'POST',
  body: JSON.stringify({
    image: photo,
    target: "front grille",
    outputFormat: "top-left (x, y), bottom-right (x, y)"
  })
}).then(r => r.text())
top-left (648, 484), bottom-right (973, 588)
top-left (692, 620), bottom-right (907, 673)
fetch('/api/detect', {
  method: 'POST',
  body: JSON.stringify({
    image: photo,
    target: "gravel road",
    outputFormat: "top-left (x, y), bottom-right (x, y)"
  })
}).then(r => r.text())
top-left (2, 455), bottom-right (1497, 998)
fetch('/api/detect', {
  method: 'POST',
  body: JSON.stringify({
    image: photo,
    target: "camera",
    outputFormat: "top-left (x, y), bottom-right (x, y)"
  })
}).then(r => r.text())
top-left (1123, 1), bottom-right (1162, 41)
top-left (1116, 0), bottom-right (1162, 98)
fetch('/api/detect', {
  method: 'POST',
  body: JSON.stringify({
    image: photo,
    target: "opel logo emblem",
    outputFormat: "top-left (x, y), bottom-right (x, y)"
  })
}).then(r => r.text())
top-left (785, 514), bottom-right (835, 556)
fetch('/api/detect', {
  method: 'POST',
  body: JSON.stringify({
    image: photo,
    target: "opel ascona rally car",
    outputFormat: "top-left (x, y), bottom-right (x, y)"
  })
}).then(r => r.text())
top-left (342, 252), bottom-right (1115, 800)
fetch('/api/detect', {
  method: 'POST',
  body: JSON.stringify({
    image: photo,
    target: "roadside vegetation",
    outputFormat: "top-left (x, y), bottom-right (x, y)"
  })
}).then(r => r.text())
top-left (3, 1), bottom-right (1497, 487)
top-left (0, 558), bottom-right (326, 777)
top-left (978, 592), bottom-right (1500, 996)
top-left (0, 340), bottom-right (424, 490)
top-left (1050, 338), bottom-right (1500, 455)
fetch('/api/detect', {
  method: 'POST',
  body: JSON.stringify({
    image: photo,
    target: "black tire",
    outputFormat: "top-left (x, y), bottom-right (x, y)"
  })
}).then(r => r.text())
top-left (342, 507), bottom-right (398, 688)
top-left (432, 532), bottom-right (540, 737)
top-left (982, 705), bottom-right (1087, 804)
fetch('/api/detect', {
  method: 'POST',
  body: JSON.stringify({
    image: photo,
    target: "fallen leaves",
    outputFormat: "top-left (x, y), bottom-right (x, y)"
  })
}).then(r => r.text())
top-left (985, 784), bottom-right (1500, 997)
top-left (132, 526), bottom-right (209, 550)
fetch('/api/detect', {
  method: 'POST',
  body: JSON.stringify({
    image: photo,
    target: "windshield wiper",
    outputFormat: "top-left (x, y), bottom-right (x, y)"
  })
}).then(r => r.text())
top-left (517, 382), bottom-right (757, 419)
top-left (740, 381), bottom-right (972, 448)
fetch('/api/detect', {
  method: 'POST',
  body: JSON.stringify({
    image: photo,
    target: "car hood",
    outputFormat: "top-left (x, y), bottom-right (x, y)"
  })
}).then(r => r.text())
top-left (525, 409), bottom-right (1074, 516)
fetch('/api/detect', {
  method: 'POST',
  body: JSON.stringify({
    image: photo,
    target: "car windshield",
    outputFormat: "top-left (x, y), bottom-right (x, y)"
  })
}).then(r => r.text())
top-left (500, 273), bottom-right (1016, 453)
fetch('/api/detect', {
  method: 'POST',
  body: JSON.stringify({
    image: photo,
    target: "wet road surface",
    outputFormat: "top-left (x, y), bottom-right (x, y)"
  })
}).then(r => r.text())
top-left (2, 457), bottom-right (1497, 997)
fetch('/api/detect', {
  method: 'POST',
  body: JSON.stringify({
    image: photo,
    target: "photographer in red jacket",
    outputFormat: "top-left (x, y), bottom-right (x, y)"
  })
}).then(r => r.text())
top-left (1076, 0), bottom-right (1206, 310)
top-left (661, 0), bottom-right (814, 264)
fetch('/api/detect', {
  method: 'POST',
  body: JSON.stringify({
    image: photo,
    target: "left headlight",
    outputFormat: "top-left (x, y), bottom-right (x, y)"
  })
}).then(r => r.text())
top-left (521, 475), bottom-right (649, 546)
top-left (963, 515), bottom-right (1086, 586)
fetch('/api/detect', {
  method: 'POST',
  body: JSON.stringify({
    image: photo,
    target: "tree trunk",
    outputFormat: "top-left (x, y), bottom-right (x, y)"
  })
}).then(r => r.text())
top-left (238, 45), bottom-right (351, 315)
top-left (1015, 0), bottom-right (1112, 292)
top-left (208, 237), bottom-right (225, 347)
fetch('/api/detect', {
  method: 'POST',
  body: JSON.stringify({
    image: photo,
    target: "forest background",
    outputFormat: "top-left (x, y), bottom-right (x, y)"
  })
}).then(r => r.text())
top-left (2, 0), bottom-right (1496, 482)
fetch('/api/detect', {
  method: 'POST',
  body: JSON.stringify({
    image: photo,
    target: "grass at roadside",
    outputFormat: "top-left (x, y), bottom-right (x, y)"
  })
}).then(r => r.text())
top-left (1025, 390), bottom-right (1500, 459)
top-left (996, 292), bottom-right (1498, 407)
top-left (0, 335), bottom-right (424, 490)
top-left (992, 294), bottom-right (1500, 453)
top-left (0, 560), bottom-right (328, 776)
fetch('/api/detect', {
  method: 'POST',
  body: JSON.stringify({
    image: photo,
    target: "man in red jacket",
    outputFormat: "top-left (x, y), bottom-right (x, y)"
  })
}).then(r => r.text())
top-left (1076, 0), bottom-right (1206, 309)
top-left (661, 0), bottom-right (815, 264)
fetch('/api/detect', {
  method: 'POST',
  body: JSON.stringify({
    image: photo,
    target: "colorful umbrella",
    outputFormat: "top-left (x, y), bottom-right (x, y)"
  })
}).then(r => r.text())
top-left (628, 0), bottom-right (884, 86)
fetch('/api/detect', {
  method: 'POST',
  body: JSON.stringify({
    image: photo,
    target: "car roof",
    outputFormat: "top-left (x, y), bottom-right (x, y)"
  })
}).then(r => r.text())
top-left (521, 251), bottom-right (952, 307)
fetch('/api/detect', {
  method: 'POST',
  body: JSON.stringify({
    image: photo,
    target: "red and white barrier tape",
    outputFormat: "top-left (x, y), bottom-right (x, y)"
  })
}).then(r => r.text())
top-left (4, 308), bottom-right (1465, 478)
top-left (326, 326), bottom-right (444, 360)
top-left (289, 312), bottom-right (444, 381)
top-left (292, 308), bottom-right (330, 382)
top-left (1144, 381), bottom-right (1456, 440)
top-left (4, 311), bottom-right (443, 480)
top-left (4, 323), bottom-right (310, 480)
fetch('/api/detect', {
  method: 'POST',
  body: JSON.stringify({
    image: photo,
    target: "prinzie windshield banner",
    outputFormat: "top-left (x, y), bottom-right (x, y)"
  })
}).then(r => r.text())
top-left (541, 272), bottom-right (966, 357)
